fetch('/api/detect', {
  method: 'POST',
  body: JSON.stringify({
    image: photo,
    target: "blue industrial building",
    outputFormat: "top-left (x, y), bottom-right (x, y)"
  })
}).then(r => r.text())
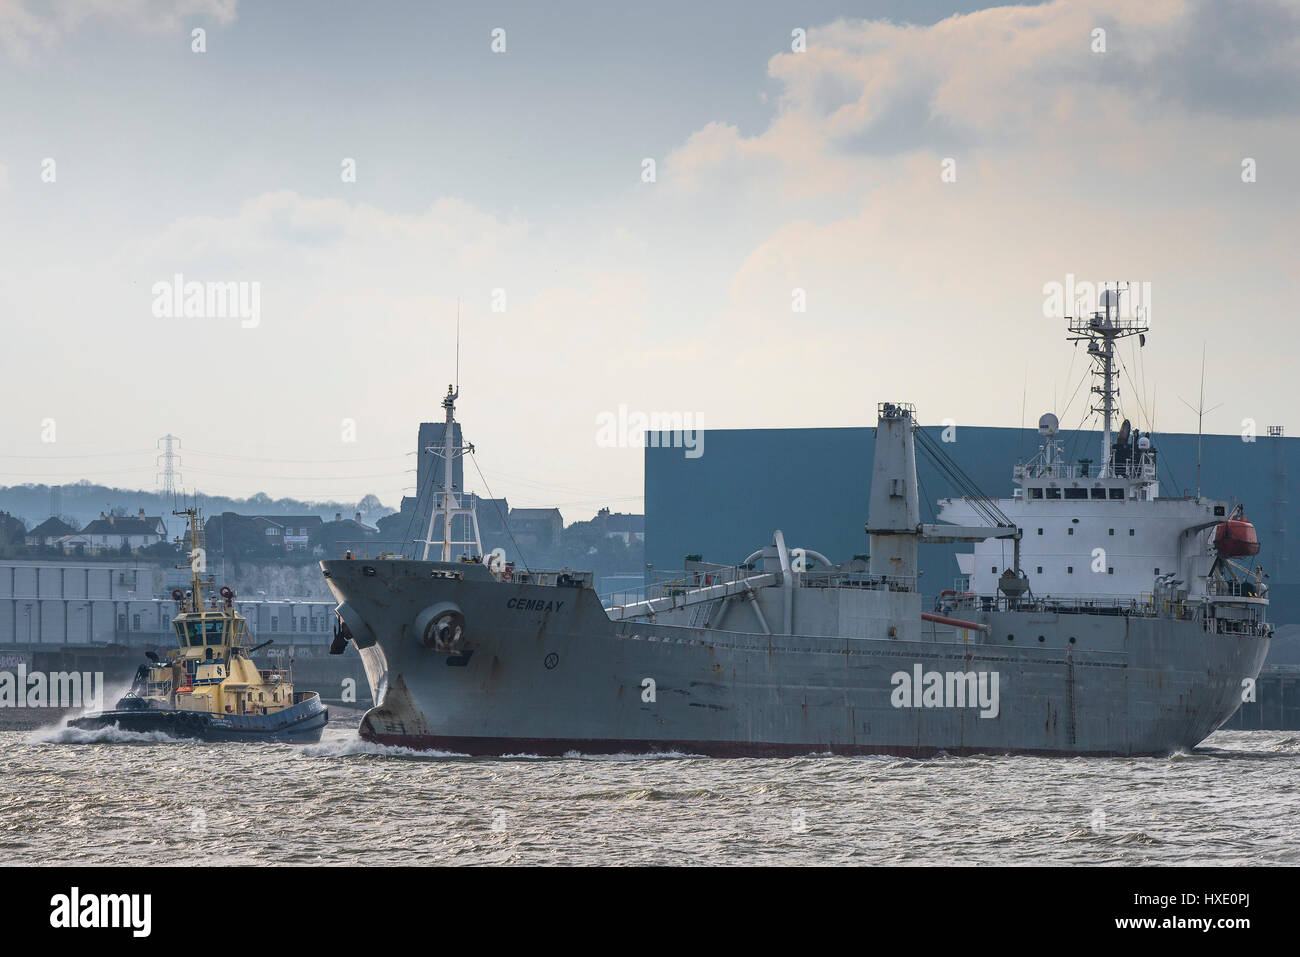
top-left (646, 425), bottom-right (1297, 624)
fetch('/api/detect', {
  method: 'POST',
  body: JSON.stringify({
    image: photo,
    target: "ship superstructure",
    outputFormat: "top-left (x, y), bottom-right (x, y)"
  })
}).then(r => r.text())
top-left (939, 294), bottom-right (1268, 628)
top-left (322, 316), bottom-right (1270, 757)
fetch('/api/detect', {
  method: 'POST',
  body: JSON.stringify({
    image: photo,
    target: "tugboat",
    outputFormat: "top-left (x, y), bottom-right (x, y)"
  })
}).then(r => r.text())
top-left (71, 508), bottom-right (328, 742)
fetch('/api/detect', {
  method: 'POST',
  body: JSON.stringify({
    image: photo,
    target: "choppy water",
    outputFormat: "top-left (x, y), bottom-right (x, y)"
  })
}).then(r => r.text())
top-left (2, 724), bottom-right (1298, 865)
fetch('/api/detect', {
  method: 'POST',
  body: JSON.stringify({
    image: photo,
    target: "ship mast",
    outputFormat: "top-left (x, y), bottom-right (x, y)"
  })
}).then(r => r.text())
top-left (174, 506), bottom-right (213, 613)
top-left (1066, 285), bottom-right (1148, 478)
top-left (419, 385), bottom-right (484, 561)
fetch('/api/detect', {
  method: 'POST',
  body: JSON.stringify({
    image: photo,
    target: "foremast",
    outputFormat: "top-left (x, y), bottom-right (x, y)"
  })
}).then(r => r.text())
top-left (419, 385), bottom-right (485, 561)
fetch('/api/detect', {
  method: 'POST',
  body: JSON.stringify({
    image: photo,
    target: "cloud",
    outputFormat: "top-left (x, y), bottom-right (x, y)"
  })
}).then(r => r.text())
top-left (3, 1), bottom-right (1297, 512)
top-left (1, 188), bottom-right (658, 509)
top-left (644, 0), bottom-right (1300, 435)
top-left (0, 0), bottom-right (236, 62)
top-left (666, 0), bottom-right (1300, 187)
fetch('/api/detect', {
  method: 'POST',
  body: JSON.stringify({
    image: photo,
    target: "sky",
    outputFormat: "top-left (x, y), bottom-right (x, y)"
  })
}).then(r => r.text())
top-left (1, 0), bottom-right (1297, 520)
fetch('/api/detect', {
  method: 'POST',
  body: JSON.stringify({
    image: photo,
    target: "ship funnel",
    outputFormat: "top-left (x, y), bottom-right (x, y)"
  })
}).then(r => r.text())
top-left (866, 402), bottom-right (920, 582)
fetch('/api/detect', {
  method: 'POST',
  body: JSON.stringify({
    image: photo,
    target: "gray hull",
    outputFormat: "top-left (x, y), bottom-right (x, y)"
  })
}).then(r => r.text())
top-left (324, 560), bottom-right (1269, 757)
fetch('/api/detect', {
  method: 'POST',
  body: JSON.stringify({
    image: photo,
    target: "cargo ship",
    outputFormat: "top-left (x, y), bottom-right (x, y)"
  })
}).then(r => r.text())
top-left (323, 303), bottom-right (1270, 756)
top-left (71, 509), bottom-right (328, 742)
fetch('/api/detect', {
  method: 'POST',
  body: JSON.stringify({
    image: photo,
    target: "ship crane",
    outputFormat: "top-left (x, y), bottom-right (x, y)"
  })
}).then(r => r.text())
top-left (908, 421), bottom-right (1027, 596)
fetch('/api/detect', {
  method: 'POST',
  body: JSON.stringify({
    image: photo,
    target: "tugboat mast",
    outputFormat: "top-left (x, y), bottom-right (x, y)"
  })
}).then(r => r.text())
top-left (419, 385), bottom-right (484, 561)
top-left (1066, 285), bottom-right (1148, 478)
top-left (174, 506), bottom-right (213, 613)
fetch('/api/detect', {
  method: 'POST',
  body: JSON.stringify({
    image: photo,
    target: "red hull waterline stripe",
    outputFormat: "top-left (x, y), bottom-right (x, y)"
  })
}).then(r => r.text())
top-left (360, 731), bottom-right (1164, 759)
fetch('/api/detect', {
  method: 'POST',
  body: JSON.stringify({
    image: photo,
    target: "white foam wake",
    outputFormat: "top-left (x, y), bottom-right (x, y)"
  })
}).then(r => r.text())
top-left (29, 723), bottom-right (194, 745)
top-left (300, 732), bottom-right (467, 760)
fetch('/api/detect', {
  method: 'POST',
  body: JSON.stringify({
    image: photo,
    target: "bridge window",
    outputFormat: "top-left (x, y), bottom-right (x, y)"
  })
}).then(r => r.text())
top-left (1108, 488), bottom-right (1124, 500)
top-left (1064, 488), bottom-right (1087, 500)
top-left (1046, 488), bottom-right (1062, 500)
top-left (1090, 488), bottom-right (1106, 500)
top-left (1029, 488), bottom-right (1043, 499)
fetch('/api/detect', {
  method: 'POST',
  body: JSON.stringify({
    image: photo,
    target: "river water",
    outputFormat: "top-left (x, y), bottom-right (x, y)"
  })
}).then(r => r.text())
top-left (2, 725), bottom-right (1296, 866)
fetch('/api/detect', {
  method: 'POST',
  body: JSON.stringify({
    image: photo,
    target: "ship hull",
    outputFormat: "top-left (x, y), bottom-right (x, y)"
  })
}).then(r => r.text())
top-left (69, 693), bottom-right (329, 743)
top-left (326, 560), bottom-right (1268, 758)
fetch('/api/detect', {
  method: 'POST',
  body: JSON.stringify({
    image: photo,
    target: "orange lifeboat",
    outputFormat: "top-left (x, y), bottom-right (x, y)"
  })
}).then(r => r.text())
top-left (1214, 513), bottom-right (1260, 557)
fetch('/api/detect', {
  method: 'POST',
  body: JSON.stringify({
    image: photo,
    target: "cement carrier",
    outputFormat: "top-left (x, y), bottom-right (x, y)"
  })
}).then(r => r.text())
top-left (324, 302), bottom-right (1271, 757)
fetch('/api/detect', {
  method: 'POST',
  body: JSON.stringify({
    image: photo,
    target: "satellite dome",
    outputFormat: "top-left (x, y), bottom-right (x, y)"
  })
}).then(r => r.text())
top-left (1138, 436), bottom-right (1151, 450)
top-left (1038, 412), bottom-right (1060, 436)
